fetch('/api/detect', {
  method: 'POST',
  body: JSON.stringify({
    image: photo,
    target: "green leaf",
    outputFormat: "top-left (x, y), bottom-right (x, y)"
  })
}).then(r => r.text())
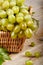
top-left (0, 57), bottom-right (4, 65)
top-left (0, 48), bottom-right (8, 53)
top-left (0, 47), bottom-right (11, 65)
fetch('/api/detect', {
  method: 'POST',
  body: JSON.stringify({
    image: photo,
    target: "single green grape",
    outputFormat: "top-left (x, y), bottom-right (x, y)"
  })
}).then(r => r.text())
top-left (24, 15), bottom-right (31, 21)
top-left (1, 18), bottom-right (8, 27)
top-left (27, 21), bottom-right (34, 27)
top-left (25, 51), bottom-right (32, 57)
top-left (18, 30), bottom-right (24, 38)
top-left (8, 15), bottom-right (15, 24)
top-left (1, 26), bottom-right (7, 31)
top-left (13, 25), bottom-right (20, 33)
top-left (20, 22), bottom-right (27, 30)
top-left (31, 24), bottom-right (37, 31)
top-left (7, 24), bottom-right (14, 31)
top-left (12, 6), bottom-right (19, 14)
top-left (16, 12), bottom-right (24, 17)
top-left (20, 5), bottom-right (28, 10)
top-left (34, 52), bottom-right (41, 58)
top-left (21, 9), bottom-right (29, 15)
top-left (0, 0), bottom-right (4, 5)
top-left (30, 42), bottom-right (35, 47)
top-left (24, 28), bottom-right (33, 38)
top-left (2, 1), bottom-right (9, 10)
top-left (10, 0), bottom-right (16, 8)
top-left (11, 32), bottom-right (17, 39)
top-left (16, 0), bottom-right (25, 6)
top-left (25, 60), bottom-right (33, 65)
top-left (0, 10), bottom-right (7, 18)
top-left (16, 16), bottom-right (24, 23)
top-left (6, 9), bottom-right (14, 15)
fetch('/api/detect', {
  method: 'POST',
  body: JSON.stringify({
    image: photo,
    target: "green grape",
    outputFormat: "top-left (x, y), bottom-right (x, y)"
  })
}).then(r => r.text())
top-left (20, 5), bottom-right (28, 10)
top-left (2, 1), bottom-right (9, 10)
top-left (12, 6), bottom-right (19, 14)
top-left (20, 22), bottom-right (27, 30)
top-left (34, 52), bottom-right (41, 58)
top-left (7, 24), bottom-right (14, 31)
top-left (16, 16), bottom-right (24, 23)
top-left (10, 0), bottom-right (16, 8)
top-left (18, 30), bottom-right (24, 38)
top-left (11, 32), bottom-right (17, 39)
top-left (24, 15), bottom-right (31, 21)
top-left (0, 0), bottom-right (4, 5)
top-left (8, 15), bottom-right (15, 24)
top-left (30, 42), bottom-right (35, 47)
top-left (24, 28), bottom-right (33, 38)
top-left (21, 9), bottom-right (29, 15)
top-left (16, 0), bottom-right (25, 6)
top-left (13, 25), bottom-right (20, 33)
top-left (27, 21), bottom-right (34, 27)
top-left (0, 10), bottom-right (7, 18)
top-left (1, 26), bottom-right (7, 31)
top-left (1, 18), bottom-right (8, 27)
top-left (25, 51), bottom-right (32, 57)
top-left (25, 60), bottom-right (33, 65)
top-left (6, 9), bottom-right (14, 15)
top-left (31, 24), bottom-right (37, 31)
top-left (16, 12), bottom-right (24, 17)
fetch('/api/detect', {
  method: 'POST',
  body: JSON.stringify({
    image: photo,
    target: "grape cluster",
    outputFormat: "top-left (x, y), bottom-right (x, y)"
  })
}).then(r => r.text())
top-left (0, 0), bottom-right (38, 39)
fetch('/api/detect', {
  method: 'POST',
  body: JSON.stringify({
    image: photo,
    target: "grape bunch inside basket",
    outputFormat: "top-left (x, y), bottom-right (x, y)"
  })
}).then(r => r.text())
top-left (0, 0), bottom-right (39, 52)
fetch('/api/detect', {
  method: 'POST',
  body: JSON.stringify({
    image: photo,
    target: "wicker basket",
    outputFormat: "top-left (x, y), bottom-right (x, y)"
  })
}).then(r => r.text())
top-left (0, 31), bottom-right (25, 53)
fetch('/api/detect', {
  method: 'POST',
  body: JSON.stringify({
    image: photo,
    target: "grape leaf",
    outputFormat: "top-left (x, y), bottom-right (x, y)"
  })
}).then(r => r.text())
top-left (0, 47), bottom-right (11, 65)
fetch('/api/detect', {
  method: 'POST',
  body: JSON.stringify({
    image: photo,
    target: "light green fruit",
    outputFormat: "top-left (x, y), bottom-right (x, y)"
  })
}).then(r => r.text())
top-left (7, 24), bottom-right (14, 31)
top-left (6, 9), bottom-right (14, 15)
top-left (16, 0), bottom-right (25, 6)
top-left (1, 26), bottom-right (7, 31)
top-left (10, 0), bottom-right (16, 8)
top-left (21, 9), bottom-right (29, 15)
top-left (20, 22), bottom-right (27, 30)
top-left (12, 6), bottom-right (19, 14)
top-left (16, 12), bottom-right (24, 17)
top-left (8, 15), bottom-right (15, 24)
top-left (25, 60), bottom-right (33, 65)
top-left (18, 30), bottom-right (24, 38)
top-left (25, 51), bottom-right (32, 57)
top-left (30, 42), bottom-right (35, 47)
top-left (16, 16), bottom-right (24, 23)
top-left (27, 21), bottom-right (34, 27)
top-left (34, 52), bottom-right (41, 58)
top-left (13, 25), bottom-right (20, 33)
top-left (1, 18), bottom-right (8, 27)
top-left (20, 5), bottom-right (28, 10)
top-left (2, 1), bottom-right (9, 10)
top-left (11, 32), bottom-right (17, 39)
top-left (24, 28), bottom-right (33, 38)
top-left (24, 15), bottom-right (31, 21)
top-left (0, 10), bottom-right (7, 18)
top-left (31, 24), bottom-right (37, 31)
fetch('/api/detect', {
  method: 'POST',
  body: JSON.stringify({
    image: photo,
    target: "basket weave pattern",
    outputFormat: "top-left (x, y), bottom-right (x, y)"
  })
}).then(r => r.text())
top-left (0, 31), bottom-right (25, 52)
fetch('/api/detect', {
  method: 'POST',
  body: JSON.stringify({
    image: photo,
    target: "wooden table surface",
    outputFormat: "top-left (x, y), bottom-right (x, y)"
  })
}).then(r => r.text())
top-left (3, 0), bottom-right (43, 65)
